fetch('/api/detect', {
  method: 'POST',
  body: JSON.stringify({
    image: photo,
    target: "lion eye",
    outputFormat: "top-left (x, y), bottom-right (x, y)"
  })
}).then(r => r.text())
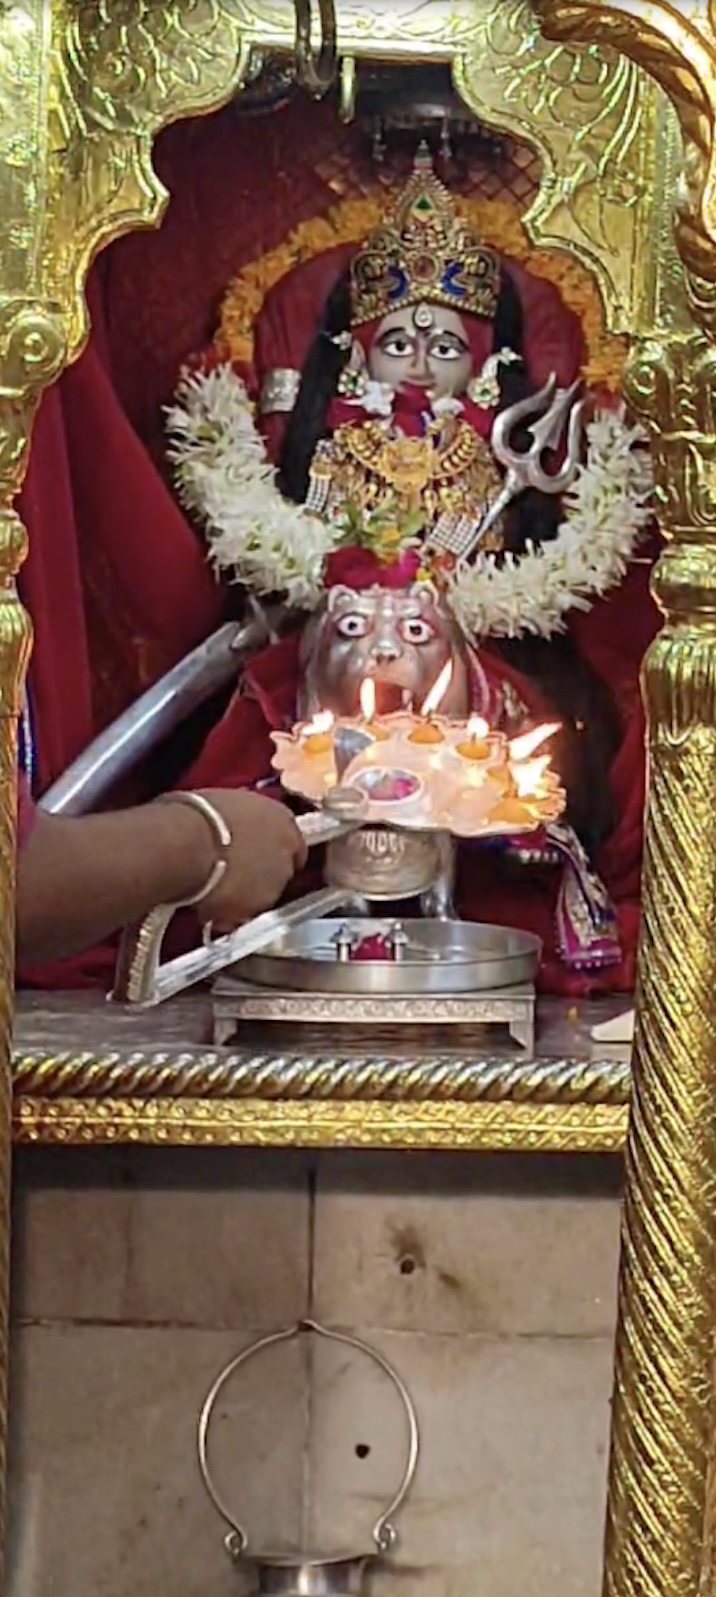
top-left (400, 618), bottom-right (434, 645)
top-left (336, 613), bottom-right (370, 639)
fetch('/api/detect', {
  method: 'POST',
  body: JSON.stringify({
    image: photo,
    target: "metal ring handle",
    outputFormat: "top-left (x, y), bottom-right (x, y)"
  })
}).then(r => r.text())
top-left (197, 1318), bottom-right (420, 1559)
top-left (294, 0), bottom-right (338, 98)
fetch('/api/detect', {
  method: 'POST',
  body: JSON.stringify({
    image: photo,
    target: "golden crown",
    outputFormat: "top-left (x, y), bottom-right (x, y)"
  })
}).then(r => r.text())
top-left (350, 149), bottom-right (501, 329)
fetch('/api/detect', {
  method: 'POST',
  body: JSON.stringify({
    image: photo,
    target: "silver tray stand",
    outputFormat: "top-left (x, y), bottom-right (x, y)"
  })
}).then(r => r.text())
top-left (212, 921), bottom-right (540, 1051)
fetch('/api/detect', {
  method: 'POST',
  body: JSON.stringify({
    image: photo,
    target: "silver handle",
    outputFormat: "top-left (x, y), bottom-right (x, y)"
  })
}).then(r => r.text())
top-left (112, 885), bottom-right (366, 1007)
top-left (297, 809), bottom-right (363, 847)
top-left (198, 1319), bottom-right (420, 1561)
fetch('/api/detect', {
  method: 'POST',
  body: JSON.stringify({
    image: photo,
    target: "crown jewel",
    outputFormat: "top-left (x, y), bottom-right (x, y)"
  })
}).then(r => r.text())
top-left (350, 146), bottom-right (500, 329)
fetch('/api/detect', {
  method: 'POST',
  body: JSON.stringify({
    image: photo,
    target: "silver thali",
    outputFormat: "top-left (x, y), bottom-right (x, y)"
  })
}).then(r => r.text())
top-left (239, 919), bottom-right (541, 995)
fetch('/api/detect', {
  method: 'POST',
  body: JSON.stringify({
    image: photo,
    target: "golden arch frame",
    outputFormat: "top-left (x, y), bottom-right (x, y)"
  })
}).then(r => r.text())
top-left (2, 5), bottom-right (716, 1597)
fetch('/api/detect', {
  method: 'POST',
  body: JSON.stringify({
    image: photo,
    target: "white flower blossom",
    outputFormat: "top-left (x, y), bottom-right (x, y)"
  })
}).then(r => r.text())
top-left (354, 380), bottom-right (395, 418)
top-left (448, 408), bottom-right (653, 637)
top-left (166, 366), bottom-right (337, 607)
top-left (431, 394), bottom-right (464, 419)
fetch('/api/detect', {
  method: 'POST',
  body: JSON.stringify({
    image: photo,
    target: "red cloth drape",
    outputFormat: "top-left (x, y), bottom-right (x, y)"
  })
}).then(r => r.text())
top-left (20, 329), bottom-right (223, 792)
top-left (19, 97), bottom-right (375, 790)
top-left (15, 96), bottom-right (661, 991)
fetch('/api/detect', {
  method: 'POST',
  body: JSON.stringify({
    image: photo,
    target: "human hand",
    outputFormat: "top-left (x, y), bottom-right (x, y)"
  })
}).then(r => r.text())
top-left (196, 789), bottom-right (308, 931)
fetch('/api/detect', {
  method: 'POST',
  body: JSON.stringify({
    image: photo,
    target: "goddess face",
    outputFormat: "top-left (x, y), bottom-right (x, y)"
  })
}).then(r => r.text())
top-left (366, 303), bottom-right (474, 398)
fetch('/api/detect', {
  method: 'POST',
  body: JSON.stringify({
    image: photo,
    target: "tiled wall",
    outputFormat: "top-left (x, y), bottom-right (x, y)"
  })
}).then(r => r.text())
top-left (6, 1146), bottom-right (622, 1597)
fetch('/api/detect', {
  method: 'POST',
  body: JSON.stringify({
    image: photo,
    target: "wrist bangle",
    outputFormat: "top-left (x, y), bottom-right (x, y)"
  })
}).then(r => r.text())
top-left (158, 791), bottom-right (232, 907)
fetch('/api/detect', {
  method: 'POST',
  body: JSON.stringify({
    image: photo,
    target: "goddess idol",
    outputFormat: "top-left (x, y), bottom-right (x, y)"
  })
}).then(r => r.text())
top-left (164, 151), bottom-right (652, 994)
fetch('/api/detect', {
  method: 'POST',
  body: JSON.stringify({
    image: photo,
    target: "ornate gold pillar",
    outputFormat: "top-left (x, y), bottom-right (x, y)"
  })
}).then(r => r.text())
top-left (0, 10), bottom-right (68, 1578)
top-left (532, 4), bottom-right (716, 1596)
top-left (0, 3), bottom-right (253, 1583)
top-left (607, 330), bottom-right (716, 1597)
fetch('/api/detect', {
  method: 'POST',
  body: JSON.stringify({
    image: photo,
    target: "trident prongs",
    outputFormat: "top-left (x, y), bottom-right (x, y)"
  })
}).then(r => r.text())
top-left (459, 375), bottom-right (588, 559)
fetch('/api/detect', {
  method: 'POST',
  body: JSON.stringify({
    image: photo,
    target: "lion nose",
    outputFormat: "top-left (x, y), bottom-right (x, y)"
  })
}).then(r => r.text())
top-left (370, 642), bottom-right (400, 664)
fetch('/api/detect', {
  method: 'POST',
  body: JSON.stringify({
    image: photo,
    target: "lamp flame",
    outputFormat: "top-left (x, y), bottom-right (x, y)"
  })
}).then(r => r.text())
top-left (512, 755), bottom-right (551, 797)
top-left (301, 709), bottom-right (334, 738)
top-left (466, 715), bottom-right (489, 740)
top-left (508, 722), bottom-right (560, 762)
top-left (359, 679), bottom-right (376, 722)
top-left (420, 661), bottom-right (453, 718)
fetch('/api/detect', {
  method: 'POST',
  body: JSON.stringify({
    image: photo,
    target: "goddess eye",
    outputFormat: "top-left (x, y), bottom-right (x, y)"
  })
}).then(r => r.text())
top-left (336, 613), bottom-right (370, 639)
top-left (381, 335), bottom-right (414, 358)
top-left (431, 339), bottom-right (465, 361)
top-left (400, 617), bottom-right (434, 645)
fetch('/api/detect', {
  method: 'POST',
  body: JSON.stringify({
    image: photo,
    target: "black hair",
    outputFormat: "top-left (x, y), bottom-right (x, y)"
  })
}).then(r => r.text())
top-left (278, 265), bottom-right (619, 854)
top-left (277, 268), bottom-right (353, 505)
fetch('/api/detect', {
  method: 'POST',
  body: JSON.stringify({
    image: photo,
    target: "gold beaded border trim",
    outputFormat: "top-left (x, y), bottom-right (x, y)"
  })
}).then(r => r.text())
top-left (12, 1096), bottom-right (627, 1152)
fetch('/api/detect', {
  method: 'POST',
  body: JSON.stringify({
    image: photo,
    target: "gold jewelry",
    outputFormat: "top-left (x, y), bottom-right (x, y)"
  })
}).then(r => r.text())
top-left (350, 145), bottom-right (500, 328)
top-left (337, 365), bottom-right (367, 400)
top-left (328, 417), bottom-right (503, 527)
top-left (467, 349), bottom-right (522, 408)
top-left (158, 790), bottom-right (232, 906)
top-left (336, 338), bottom-right (368, 400)
top-left (259, 367), bottom-right (301, 415)
top-left (467, 372), bottom-right (498, 407)
top-left (413, 303), bottom-right (435, 330)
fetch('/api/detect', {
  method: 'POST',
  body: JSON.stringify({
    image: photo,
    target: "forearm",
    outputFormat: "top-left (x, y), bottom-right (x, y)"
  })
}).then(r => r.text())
top-left (16, 802), bottom-right (214, 963)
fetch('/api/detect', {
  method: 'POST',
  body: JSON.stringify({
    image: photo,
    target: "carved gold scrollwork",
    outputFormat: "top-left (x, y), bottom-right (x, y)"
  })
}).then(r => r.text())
top-left (51, 1), bottom-right (252, 361)
top-left (0, 307), bottom-right (66, 486)
top-left (626, 333), bottom-right (716, 541)
top-left (0, 2), bottom-right (73, 1573)
top-left (454, 0), bottom-right (662, 334)
top-left (533, 0), bottom-right (716, 314)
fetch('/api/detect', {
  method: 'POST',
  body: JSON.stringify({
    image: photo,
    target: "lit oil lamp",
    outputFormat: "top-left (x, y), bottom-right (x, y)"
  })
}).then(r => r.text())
top-left (488, 736), bottom-right (557, 827)
top-left (502, 723), bottom-right (560, 819)
top-left (456, 715), bottom-right (491, 761)
top-left (488, 792), bottom-right (536, 827)
top-left (359, 678), bottom-right (390, 740)
top-left (300, 709), bottom-right (335, 755)
top-left (512, 754), bottom-right (551, 798)
top-left (408, 661), bottom-right (453, 745)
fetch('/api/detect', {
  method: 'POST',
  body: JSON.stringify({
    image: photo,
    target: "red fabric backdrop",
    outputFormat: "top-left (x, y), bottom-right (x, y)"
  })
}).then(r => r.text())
top-left (21, 98), bottom-right (362, 791)
top-left (16, 96), bottom-right (661, 990)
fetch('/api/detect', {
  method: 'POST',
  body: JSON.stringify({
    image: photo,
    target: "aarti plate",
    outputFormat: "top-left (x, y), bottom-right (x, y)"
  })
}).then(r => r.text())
top-left (274, 745), bottom-right (564, 838)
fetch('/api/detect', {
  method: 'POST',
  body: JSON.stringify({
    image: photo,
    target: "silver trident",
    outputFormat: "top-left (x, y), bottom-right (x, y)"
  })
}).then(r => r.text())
top-left (455, 376), bottom-right (587, 563)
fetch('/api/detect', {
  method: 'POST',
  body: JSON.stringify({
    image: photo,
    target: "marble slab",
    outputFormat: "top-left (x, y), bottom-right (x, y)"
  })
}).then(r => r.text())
top-left (12, 991), bottom-right (633, 1074)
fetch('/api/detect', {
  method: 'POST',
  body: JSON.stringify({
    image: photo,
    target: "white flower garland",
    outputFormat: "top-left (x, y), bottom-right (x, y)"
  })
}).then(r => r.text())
top-left (166, 362), bottom-right (654, 638)
top-left (166, 365), bottom-right (334, 609)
